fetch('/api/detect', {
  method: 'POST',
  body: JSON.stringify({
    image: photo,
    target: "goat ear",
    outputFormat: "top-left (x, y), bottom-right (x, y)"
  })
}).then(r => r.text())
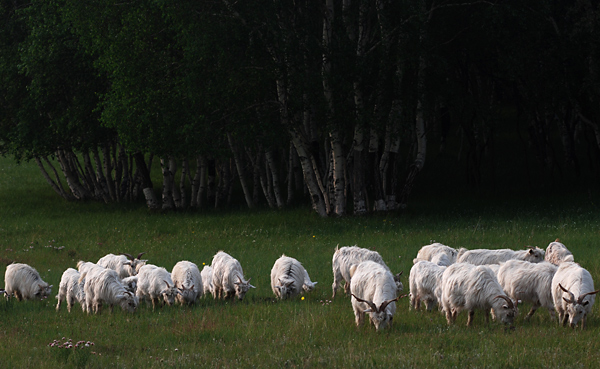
top-left (249, 283), bottom-right (256, 289)
top-left (364, 308), bottom-right (373, 313)
top-left (123, 261), bottom-right (132, 266)
top-left (563, 297), bottom-right (573, 304)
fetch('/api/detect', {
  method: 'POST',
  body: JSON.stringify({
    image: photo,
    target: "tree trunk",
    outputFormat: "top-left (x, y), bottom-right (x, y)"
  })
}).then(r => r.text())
top-left (133, 152), bottom-right (159, 209)
top-left (265, 149), bottom-right (284, 209)
top-left (35, 156), bottom-right (75, 200)
top-left (290, 129), bottom-right (328, 216)
top-left (228, 133), bottom-right (254, 209)
top-left (160, 157), bottom-right (176, 210)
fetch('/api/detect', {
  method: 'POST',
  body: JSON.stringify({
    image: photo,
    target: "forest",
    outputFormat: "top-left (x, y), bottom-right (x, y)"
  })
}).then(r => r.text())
top-left (1, 0), bottom-right (599, 216)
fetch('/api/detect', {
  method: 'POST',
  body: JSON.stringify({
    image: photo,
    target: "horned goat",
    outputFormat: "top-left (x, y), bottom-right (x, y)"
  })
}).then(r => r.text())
top-left (211, 251), bottom-right (255, 300)
top-left (332, 245), bottom-right (402, 298)
top-left (56, 268), bottom-right (86, 313)
top-left (4, 263), bottom-right (52, 301)
top-left (456, 247), bottom-right (545, 265)
top-left (97, 252), bottom-right (147, 279)
top-left (349, 261), bottom-right (400, 331)
top-left (84, 268), bottom-right (138, 314)
top-left (171, 260), bottom-right (203, 305)
top-left (409, 261), bottom-right (446, 311)
top-left (497, 260), bottom-right (557, 320)
top-left (551, 262), bottom-right (599, 329)
top-left (270, 255), bottom-right (305, 300)
top-left (545, 240), bottom-right (574, 265)
top-left (441, 263), bottom-right (518, 326)
top-left (136, 264), bottom-right (181, 309)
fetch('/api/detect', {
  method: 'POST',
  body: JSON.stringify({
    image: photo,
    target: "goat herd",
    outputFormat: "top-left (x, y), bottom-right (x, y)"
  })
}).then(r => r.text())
top-left (1, 240), bottom-right (597, 332)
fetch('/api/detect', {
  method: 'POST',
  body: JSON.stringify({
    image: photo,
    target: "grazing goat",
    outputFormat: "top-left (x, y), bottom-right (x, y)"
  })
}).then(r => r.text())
top-left (271, 255), bottom-right (305, 300)
top-left (551, 262), bottom-right (599, 329)
top-left (349, 261), bottom-right (400, 331)
top-left (201, 265), bottom-right (213, 297)
top-left (97, 252), bottom-right (147, 279)
top-left (56, 268), bottom-right (86, 313)
top-left (332, 245), bottom-right (402, 298)
top-left (545, 240), bottom-right (574, 265)
top-left (4, 263), bottom-right (52, 301)
top-left (441, 263), bottom-right (518, 327)
top-left (84, 268), bottom-right (138, 314)
top-left (136, 264), bottom-right (181, 309)
top-left (456, 247), bottom-right (545, 265)
top-left (413, 242), bottom-right (463, 265)
top-left (409, 261), bottom-right (446, 311)
top-left (497, 260), bottom-right (557, 320)
top-left (302, 266), bottom-right (318, 292)
top-left (211, 251), bottom-right (255, 300)
top-left (172, 260), bottom-right (203, 305)
top-left (122, 276), bottom-right (138, 294)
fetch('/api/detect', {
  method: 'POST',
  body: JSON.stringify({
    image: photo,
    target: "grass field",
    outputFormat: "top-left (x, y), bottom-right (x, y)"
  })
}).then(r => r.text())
top-left (1, 156), bottom-right (600, 368)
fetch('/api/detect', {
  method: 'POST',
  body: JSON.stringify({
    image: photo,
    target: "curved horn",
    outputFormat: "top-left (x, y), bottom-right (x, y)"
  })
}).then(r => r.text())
top-left (555, 238), bottom-right (560, 242)
top-left (577, 289), bottom-right (600, 304)
top-left (120, 253), bottom-right (134, 261)
top-left (494, 295), bottom-right (514, 308)
top-left (378, 295), bottom-right (401, 313)
top-left (351, 293), bottom-right (378, 312)
top-left (559, 284), bottom-right (576, 303)
top-left (136, 252), bottom-right (146, 260)
top-left (164, 280), bottom-right (171, 289)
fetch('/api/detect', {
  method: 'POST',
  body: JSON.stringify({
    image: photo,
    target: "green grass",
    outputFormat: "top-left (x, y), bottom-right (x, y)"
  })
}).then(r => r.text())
top-left (1, 156), bottom-right (600, 368)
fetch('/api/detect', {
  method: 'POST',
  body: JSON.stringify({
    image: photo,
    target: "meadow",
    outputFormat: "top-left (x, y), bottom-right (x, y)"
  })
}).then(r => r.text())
top-left (1, 156), bottom-right (600, 368)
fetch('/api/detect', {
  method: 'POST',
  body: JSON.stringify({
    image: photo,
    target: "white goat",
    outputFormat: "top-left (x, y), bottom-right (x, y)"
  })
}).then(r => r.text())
top-left (332, 245), bottom-right (402, 298)
top-left (97, 252), bottom-right (147, 279)
top-left (551, 262), bottom-right (599, 329)
top-left (349, 261), bottom-right (400, 331)
top-left (409, 261), bottom-right (446, 311)
top-left (456, 247), bottom-right (545, 265)
top-left (122, 276), bottom-right (138, 294)
top-left (4, 263), bottom-right (52, 301)
top-left (413, 242), bottom-right (463, 265)
top-left (211, 251), bottom-right (255, 300)
top-left (136, 264), bottom-right (181, 309)
top-left (302, 266), bottom-right (318, 293)
top-left (497, 260), bottom-right (557, 320)
top-left (545, 240), bottom-right (574, 265)
top-left (270, 255), bottom-right (305, 300)
top-left (56, 268), bottom-right (86, 312)
top-left (441, 263), bottom-right (518, 326)
top-left (172, 260), bottom-right (203, 305)
top-left (430, 253), bottom-right (453, 267)
top-left (84, 268), bottom-right (138, 314)
top-left (200, 265), bottom-right (213, 297)
top-left (77, 261), bottom-right (105, 280)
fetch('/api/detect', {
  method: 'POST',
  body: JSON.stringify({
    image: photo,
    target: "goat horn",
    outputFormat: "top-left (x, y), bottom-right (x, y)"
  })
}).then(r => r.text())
top-left (559, 284), bottom-right (576, 303)
top-left (136, 252), bottom-right (146, 259)
top-left (120, 253), bottom-right (134, 261)
top-left (577, 289), bottom-right (600, 304)
top-left (555, 238), bottom-right (560, 242)
top-left (494, 295), bottom-right (514, 308)
top-left (351, 293), bottom-right (378, 312)
top-left (378, 295), bottom-right (401, 313)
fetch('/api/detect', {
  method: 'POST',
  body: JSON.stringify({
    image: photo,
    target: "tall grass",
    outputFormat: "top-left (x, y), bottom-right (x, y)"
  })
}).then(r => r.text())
top-left (1, 156), bottom-right (600, 368)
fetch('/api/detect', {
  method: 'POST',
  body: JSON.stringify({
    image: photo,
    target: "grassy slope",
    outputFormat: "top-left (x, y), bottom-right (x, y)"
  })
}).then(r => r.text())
top-left (1, 157), bottom-right (600, 368)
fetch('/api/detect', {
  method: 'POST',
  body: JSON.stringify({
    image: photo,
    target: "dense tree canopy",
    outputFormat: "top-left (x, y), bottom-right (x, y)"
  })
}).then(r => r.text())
top-left (1, 0), bottom-right (599, 215)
